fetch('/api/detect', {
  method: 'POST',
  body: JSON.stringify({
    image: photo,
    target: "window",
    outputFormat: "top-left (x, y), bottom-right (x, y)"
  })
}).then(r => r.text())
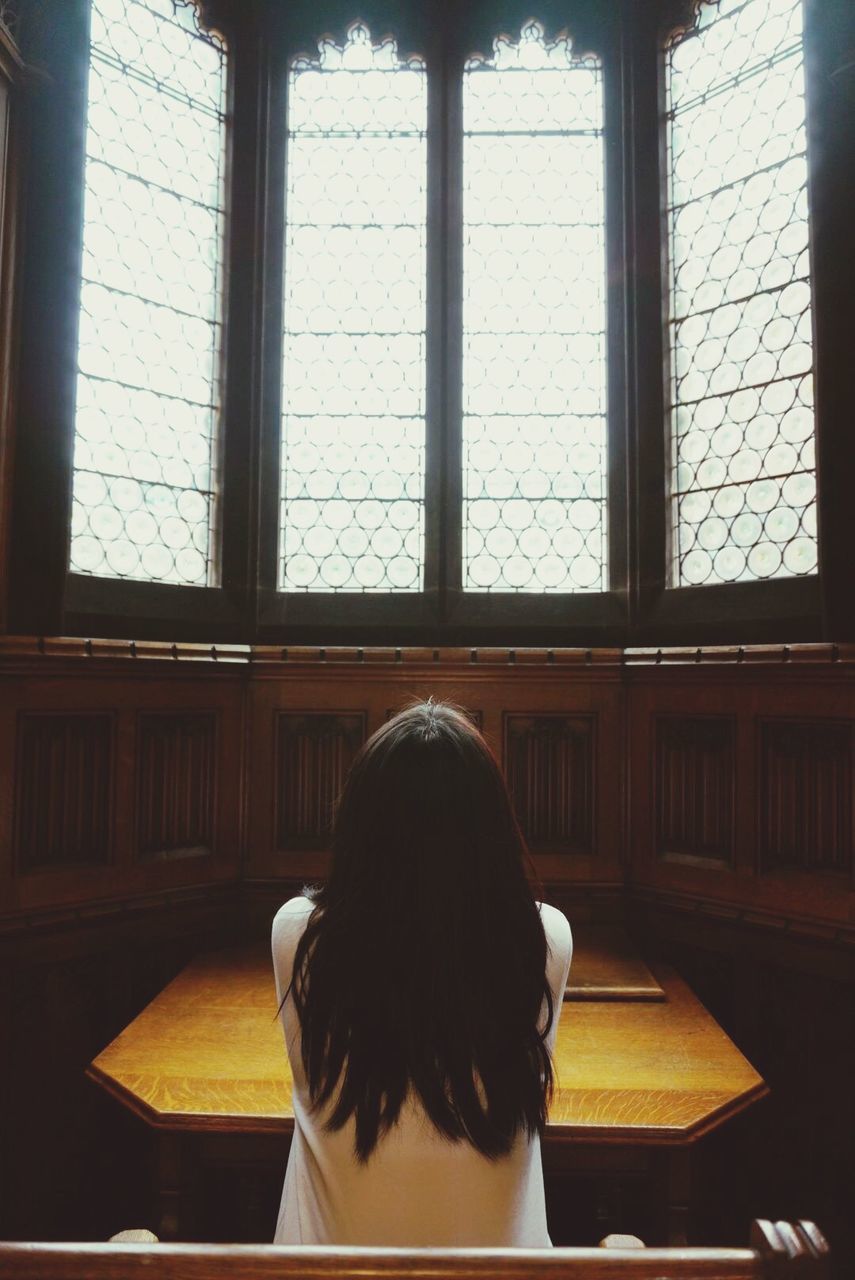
top-left (71, 0), bottom-right (227, 587)
top-left (10, 0), bottom-right (847, 644)
top-left (280, 24), bottom-right (427, 594)
top-left (665, 0), bottom-right (817, 589)
top-left (462, 24), bottom-right (606, 595)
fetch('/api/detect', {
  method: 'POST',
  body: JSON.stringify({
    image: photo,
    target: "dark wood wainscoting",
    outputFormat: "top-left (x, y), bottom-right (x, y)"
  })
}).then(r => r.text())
top-left (626, 656), bottom-right (855, 927)
top-left (0, 888), bottom-right (238, 1243)
top-left (629, 893), bottom-right (855, 1279)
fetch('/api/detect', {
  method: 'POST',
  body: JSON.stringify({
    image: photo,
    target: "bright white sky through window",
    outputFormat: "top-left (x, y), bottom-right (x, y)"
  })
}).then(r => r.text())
top-left (280, 24), bottom-right (427, 593)
top-left (462, 23), bottom-right (607, 593)
top-left (70, 0), bottom-right (227, 586)
top-left (666, 0), bottom-right (817, 588)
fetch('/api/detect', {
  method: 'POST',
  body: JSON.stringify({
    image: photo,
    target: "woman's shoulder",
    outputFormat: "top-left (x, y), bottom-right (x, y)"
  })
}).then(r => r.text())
top-left (271, 895), bottom-right (316, 944)
top-left (273, 893), bottom-right (315, 919)
top-left (535, 901), bottom-right (573, 955)
top-left (271, 896), bottom-right (317, 990)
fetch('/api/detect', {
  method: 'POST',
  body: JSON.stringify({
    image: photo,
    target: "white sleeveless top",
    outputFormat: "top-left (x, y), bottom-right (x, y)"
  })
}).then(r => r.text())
top-left (271, 896), bottom-right (573, 1247)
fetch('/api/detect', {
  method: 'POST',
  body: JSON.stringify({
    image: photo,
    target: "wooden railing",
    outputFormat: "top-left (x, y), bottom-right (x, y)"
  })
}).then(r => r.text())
top-left (0, 1221), bottom-right (831, 1280)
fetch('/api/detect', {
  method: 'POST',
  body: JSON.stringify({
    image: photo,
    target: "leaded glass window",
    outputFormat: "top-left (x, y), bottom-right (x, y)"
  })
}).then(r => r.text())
top-left (70, 0), bottom-right (227, 586)
top-left (279, 23), bottom-right (427, 593)
top-left (38, 0), bottom-right (832, 642)
top-left (665, 0), bottom-right (817, 588)
top-left (462, 22), bottom-right (607, 593)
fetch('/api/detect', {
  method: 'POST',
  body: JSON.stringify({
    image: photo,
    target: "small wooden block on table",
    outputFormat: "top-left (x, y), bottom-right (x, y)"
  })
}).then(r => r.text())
top-left (566, 926), bottom-right (664, 1001)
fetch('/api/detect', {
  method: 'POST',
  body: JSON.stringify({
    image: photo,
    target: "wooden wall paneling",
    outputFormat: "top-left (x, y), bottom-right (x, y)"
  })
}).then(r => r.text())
top-left (137, 712), bottom-right (218, 861)
top-left (628, 892), bottom-right (855, 1275)
top-left (0, 645), bottom-right (851, 928)
top-left (243, 656), bottom-right (624, 890)
top-left (654, 715), bottom-right (735, 869)
top-left (274, 711), bottom-right (366, 851)
top-left (737, 674), bottom-right (855, 921)
top-left (0, 648), bottom-right (851, 926)
top-left (746, 960), bottom-right (854, 1273)
top-left (0, 672), bottom-right (128, 912)
top-left (758, 719), bottom-right (853, 878)
top-left (1, 664), bottom-right (244, 915)
top-left (119, 675), bottom-right (242, 895)
top-left (504, 712), bottom-right (596, 856)
top-left (245, 668), bottom-right (371, 882)
top-left (376, 665), bottom-right (622, 885)
top-left (627, 663), bottom-right (855, 929)
top-left (13, 711), bottom-right (115, 872)
top-left (0, 889), bottom-right (238, 1241)
top-left (492, 668), bottom-right (622, 886)
top-left (244, 662), bottom-right (495, 883)
top-left (627, 673), bottom-right (750, 894)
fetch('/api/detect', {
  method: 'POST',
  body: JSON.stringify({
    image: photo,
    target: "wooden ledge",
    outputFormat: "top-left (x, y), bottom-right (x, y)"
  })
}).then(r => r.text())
top-left (0, 1221), bottom-right (830, 1278)
top-left (0, 637), bottom-right (853, 669)
top-left (0, 1241), bottom-right (772, 1280)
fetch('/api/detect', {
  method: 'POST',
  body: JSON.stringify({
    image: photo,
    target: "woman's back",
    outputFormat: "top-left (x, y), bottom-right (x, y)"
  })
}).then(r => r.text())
top-left (272, 894), bottom-right (573, 1247)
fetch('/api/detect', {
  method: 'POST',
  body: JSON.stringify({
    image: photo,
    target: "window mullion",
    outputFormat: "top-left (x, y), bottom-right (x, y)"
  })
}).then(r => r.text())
top-left (602, 4), bottom-right (633, 616)
top-left (9, 0), bottom-right (90, 635)
top-left (220, 7), bottom-right (275, 627)
top-left (433, 10), bottom-right (465, 616)
top-left (625, 1), bottom-right (670, 636)
top-left (253, 18), bottom-right (290, 619)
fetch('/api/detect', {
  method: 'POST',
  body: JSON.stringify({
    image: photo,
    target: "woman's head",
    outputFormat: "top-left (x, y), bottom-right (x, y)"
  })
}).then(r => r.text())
top-left (327, 699), bottom-right (532, 918)
top-left (287, 698), bottom-right (556, 1163)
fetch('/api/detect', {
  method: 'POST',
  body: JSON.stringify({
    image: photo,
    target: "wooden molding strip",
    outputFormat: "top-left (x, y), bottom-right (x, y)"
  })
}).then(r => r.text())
top-left (0, 637), bottom-right (854, 668)
top-left (0, 880), bottom-right (235, 940)
top-left (631, 885), bottom-right (855, 948)
top-left (4, 877), bottom-right (854, 950)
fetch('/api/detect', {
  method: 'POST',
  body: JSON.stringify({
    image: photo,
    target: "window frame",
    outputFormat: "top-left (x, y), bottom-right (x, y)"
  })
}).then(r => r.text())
top-left (7, 0), bottom-right (850, 646)
top-left (254, 0), bottom-right (630, 646)
top-left (629, 0), bottom-right (824, 646)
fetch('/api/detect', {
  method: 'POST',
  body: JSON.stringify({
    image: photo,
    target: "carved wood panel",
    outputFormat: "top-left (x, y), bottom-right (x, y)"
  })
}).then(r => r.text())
top-left (655, 716), bottom-right (735, 867)
top-left (13, 712), bottom-right (113, 871)
top-left (504, 714), bottom-right (595, 854)
top-left (136, 712), bottom-right (217, 860)
top-left (759, 720), bottom-right (853, 876)
top-left (274, 712), bottom-right (366, 850)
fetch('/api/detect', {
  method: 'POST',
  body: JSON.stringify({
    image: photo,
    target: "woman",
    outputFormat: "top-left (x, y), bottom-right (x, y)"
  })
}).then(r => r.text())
top-left (271, 699), bottom-right (573, 1246)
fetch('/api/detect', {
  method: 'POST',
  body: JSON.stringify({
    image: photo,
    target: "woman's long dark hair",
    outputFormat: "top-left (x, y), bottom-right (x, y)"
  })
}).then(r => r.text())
top-left (282, 699), bottom-right (556, 1164)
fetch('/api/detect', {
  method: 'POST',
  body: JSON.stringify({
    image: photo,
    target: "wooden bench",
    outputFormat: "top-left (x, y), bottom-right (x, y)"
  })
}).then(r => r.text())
top-left (0, 1221), bottom-right (829, 1279)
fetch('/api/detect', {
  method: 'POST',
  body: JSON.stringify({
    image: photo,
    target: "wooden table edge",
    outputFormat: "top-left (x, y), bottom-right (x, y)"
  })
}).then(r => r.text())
top-left (85, 1065), bottom-right (294, 1136)
top-left (548, 1080), bottom-right (770, 1146)
top-left (86, 1067), bottom-right (769, 1145)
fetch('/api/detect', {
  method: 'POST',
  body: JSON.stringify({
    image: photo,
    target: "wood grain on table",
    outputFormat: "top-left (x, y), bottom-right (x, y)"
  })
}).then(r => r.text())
top-left (88, 941), bottom-right (765, 1144)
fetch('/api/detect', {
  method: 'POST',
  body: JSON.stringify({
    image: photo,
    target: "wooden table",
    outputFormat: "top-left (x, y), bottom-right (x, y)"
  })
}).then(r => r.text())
top-left (88, 930), bottom-right (767, 1245)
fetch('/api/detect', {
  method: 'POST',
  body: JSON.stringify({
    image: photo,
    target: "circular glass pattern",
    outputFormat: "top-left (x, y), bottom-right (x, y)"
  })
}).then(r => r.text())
top-left (280, 25), bottom-right (427, 592)
top-left (666, 0), bottom-right (817, 588)
top-left (462, 23), bottom-right (607, 593)
top-left (69, 0), bottom-right (227, 587)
